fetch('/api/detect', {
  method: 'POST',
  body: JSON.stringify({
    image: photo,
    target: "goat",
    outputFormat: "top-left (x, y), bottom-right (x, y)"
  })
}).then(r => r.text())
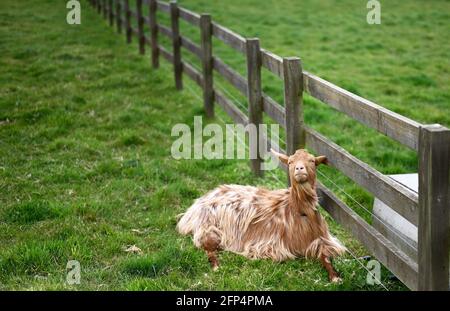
top-left (176, 148), bottom-right (346, 282)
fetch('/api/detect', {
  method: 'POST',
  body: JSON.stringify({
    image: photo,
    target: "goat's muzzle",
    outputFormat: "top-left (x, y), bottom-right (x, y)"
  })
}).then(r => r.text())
top-left (294, 172), bottom-right (308, 183)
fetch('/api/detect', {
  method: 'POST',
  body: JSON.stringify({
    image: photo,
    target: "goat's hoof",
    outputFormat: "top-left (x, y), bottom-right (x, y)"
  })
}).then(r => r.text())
top-left (212, 265), bottom-right (219, 272)
top-left (331, 276), bottom-right (342, 283)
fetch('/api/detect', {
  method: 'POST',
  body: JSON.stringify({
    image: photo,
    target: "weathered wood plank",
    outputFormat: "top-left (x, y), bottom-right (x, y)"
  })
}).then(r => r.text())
top-left (213, 57), bottom-right (248, 96)
top-left (108, 0), bottom-right (114, 26)
top-left (215, 46), bottom-right (284, 124)
top-left (102, 0), bottom-right (108, 19)
top-left (124, 0), bottom-right (132, 43)
top-left (372, 191), bottom-right (418, 262)
top-left (149, 0), bottom-right (159, 68)
top-left (97, 0), bottom-right (102, 14)
top-left (261, 49), bottom-right (283, 78)
top-left (214, 89), bottom-right (248, 126)
top-left (283, 57), bottom-right (304, 184)
top-left (179, 6), bottom-right (201, 26)
top-left (418, 125), bottom-right (450, 290)
top-left (136, 0), bottom-right (145, 55)
top-left (158, 44), bottom-right (173, 63)
top-left (180, 36), bottom-right (202, 59)
top-left (200, 14), bottom-right (214, 118)
top-left (212, 22), bottom-right (246, 54)
top-left (182, 61), bottom-right (203, 88)
top-left (284, 57), bottom-right (304, 155)
top-left (157, 24), bottom-right (172, 39)
top-left (262, 94), bottom-right (286, 129)
top-left (216, 58), bottom-right (287, 130)
top-left (129, 9), bottom-right (138, 19)
top-left (170, 2), bottom-right (183, 90)
top-left (246, 38), bottom-right (263, 177)
top-left (305, 126), bottom-right (419, 226)
top-left (156, 0), bottom-right (170, 13)
top-left (317, 182), bottom-right (419, 290)
top-left (115, 0), bottom-right (122, 33)
top-left (303, 71), bottom-right (422, 150)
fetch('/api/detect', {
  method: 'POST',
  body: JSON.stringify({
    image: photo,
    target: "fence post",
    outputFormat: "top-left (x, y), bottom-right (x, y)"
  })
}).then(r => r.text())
top-left (148, 0), bottom-right (159, 68)
top-left (246, 38), bottom-right (263, 177)
top-left (97, 0), bottom-right (101, 14)
top-left (136, 0), bottom-right (145, 55)
top-left (124, 0), bottom-right (132, 43)
top-left (283, 57), bottom-right (304, 184)
top-left (102, 0), bottom-right (108, 19)
top-left (170, 1), bottom-right (183, 90)
top-left (108, 0), bottom-right (114, 26)
top-left (418, 124), bottom-right (450, 291)
top-left (116, 0), bottom-right (122, 33)
top-left (200, 14), bottom-right (214, 118)
top-left (283, 57), bottom-right (305, 155)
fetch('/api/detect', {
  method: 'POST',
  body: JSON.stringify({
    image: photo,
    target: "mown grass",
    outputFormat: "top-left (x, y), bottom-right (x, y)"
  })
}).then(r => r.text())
top-left (0, 0), bottom-right (448, 290)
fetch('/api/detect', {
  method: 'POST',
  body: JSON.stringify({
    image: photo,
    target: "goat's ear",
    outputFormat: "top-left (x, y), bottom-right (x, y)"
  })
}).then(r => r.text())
top-left (270, 148), bottom-right (289, 165)
top-left (315, 155), bottom-right (328, 166)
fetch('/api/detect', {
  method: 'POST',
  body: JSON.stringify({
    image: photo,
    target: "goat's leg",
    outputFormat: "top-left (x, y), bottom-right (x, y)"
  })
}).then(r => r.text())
top-left (197, 226), bottom-right (221, 271)
top-left (206, 250), bottom-right (219, 271)
top-left (320, 254), bottom-right (341, 283)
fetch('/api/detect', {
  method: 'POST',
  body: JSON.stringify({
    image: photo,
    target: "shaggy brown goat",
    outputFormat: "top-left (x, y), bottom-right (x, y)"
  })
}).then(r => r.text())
top-left (177, 149), bottom-right (346, 282)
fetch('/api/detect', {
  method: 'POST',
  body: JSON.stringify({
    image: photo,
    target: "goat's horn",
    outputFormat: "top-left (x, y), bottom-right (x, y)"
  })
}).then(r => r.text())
top-left (270, 148), bottom-right (285, 158)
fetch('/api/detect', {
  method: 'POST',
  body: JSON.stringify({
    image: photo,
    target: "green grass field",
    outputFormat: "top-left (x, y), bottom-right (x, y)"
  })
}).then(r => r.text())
top-left (0, 0), bottom-right (448, 290)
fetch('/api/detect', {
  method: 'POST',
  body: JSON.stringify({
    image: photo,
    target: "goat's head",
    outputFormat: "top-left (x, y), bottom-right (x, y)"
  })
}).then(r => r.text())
top-left (271, 148), bottom-right (328, 186)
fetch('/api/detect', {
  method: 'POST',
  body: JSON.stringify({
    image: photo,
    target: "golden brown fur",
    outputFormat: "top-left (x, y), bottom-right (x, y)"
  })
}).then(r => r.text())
top-left (177, 149), bottom-right (346, 281)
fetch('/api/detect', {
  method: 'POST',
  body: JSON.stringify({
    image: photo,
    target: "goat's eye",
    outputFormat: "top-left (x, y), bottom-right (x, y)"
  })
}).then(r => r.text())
top-left (310, 159), bottom-right (315, 163)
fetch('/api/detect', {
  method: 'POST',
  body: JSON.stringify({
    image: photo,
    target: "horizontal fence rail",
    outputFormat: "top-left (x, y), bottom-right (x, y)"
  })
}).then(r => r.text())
top-left (304, 126), bottom-right (419, 226)
top-left (261, 48), bottom-right (284, 78)
top-left (213, 57), bottom-right (248, 96)
top-left (317, 182), bottom-right (419, 290)
top-left (178, 7), bottom-right (200, 26)
top-left (89, 0), bottom-right (450, 291)
top-left (303, 72), bottom-right (422, 151)
top-left (212, 22), bottom-right (246, 54)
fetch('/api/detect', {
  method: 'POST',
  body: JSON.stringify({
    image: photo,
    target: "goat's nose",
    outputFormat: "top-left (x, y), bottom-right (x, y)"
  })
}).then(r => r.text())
top-left (295, 165), bottom-right (305, 171)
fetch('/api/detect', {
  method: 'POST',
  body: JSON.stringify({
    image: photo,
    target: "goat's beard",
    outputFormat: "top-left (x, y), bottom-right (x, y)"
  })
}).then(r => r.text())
top-left (297, 180), bottom-right (314, 194)
top-left (291, 178), bottom-right (318, 207)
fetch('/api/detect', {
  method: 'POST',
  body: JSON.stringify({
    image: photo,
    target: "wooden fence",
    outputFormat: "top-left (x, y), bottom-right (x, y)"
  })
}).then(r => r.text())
top-left (88, 0), bottom-right (450, 291)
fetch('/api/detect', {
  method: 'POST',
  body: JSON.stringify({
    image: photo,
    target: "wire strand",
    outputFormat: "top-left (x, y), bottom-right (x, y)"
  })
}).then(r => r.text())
top-left (215, 80), bottom-right (249, 113)
top-left (186, 83), bottom-right (389, 290)
top-left (316, 169), bottom-right (418, 252)
top-left (186, 60), bottom-right (249, 113)
top-left (341, 244), bottom-right (389, 290)
top-left (266, 169), bottom-right (389, 290)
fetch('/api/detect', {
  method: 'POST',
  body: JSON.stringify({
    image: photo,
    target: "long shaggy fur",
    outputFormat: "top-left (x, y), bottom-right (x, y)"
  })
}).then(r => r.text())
top-left (177, 182), bottom-right (346, 262)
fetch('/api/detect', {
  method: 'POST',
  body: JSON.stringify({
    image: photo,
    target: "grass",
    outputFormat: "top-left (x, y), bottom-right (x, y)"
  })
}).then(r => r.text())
top-left (0, 0), bottom-right (448, 290)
